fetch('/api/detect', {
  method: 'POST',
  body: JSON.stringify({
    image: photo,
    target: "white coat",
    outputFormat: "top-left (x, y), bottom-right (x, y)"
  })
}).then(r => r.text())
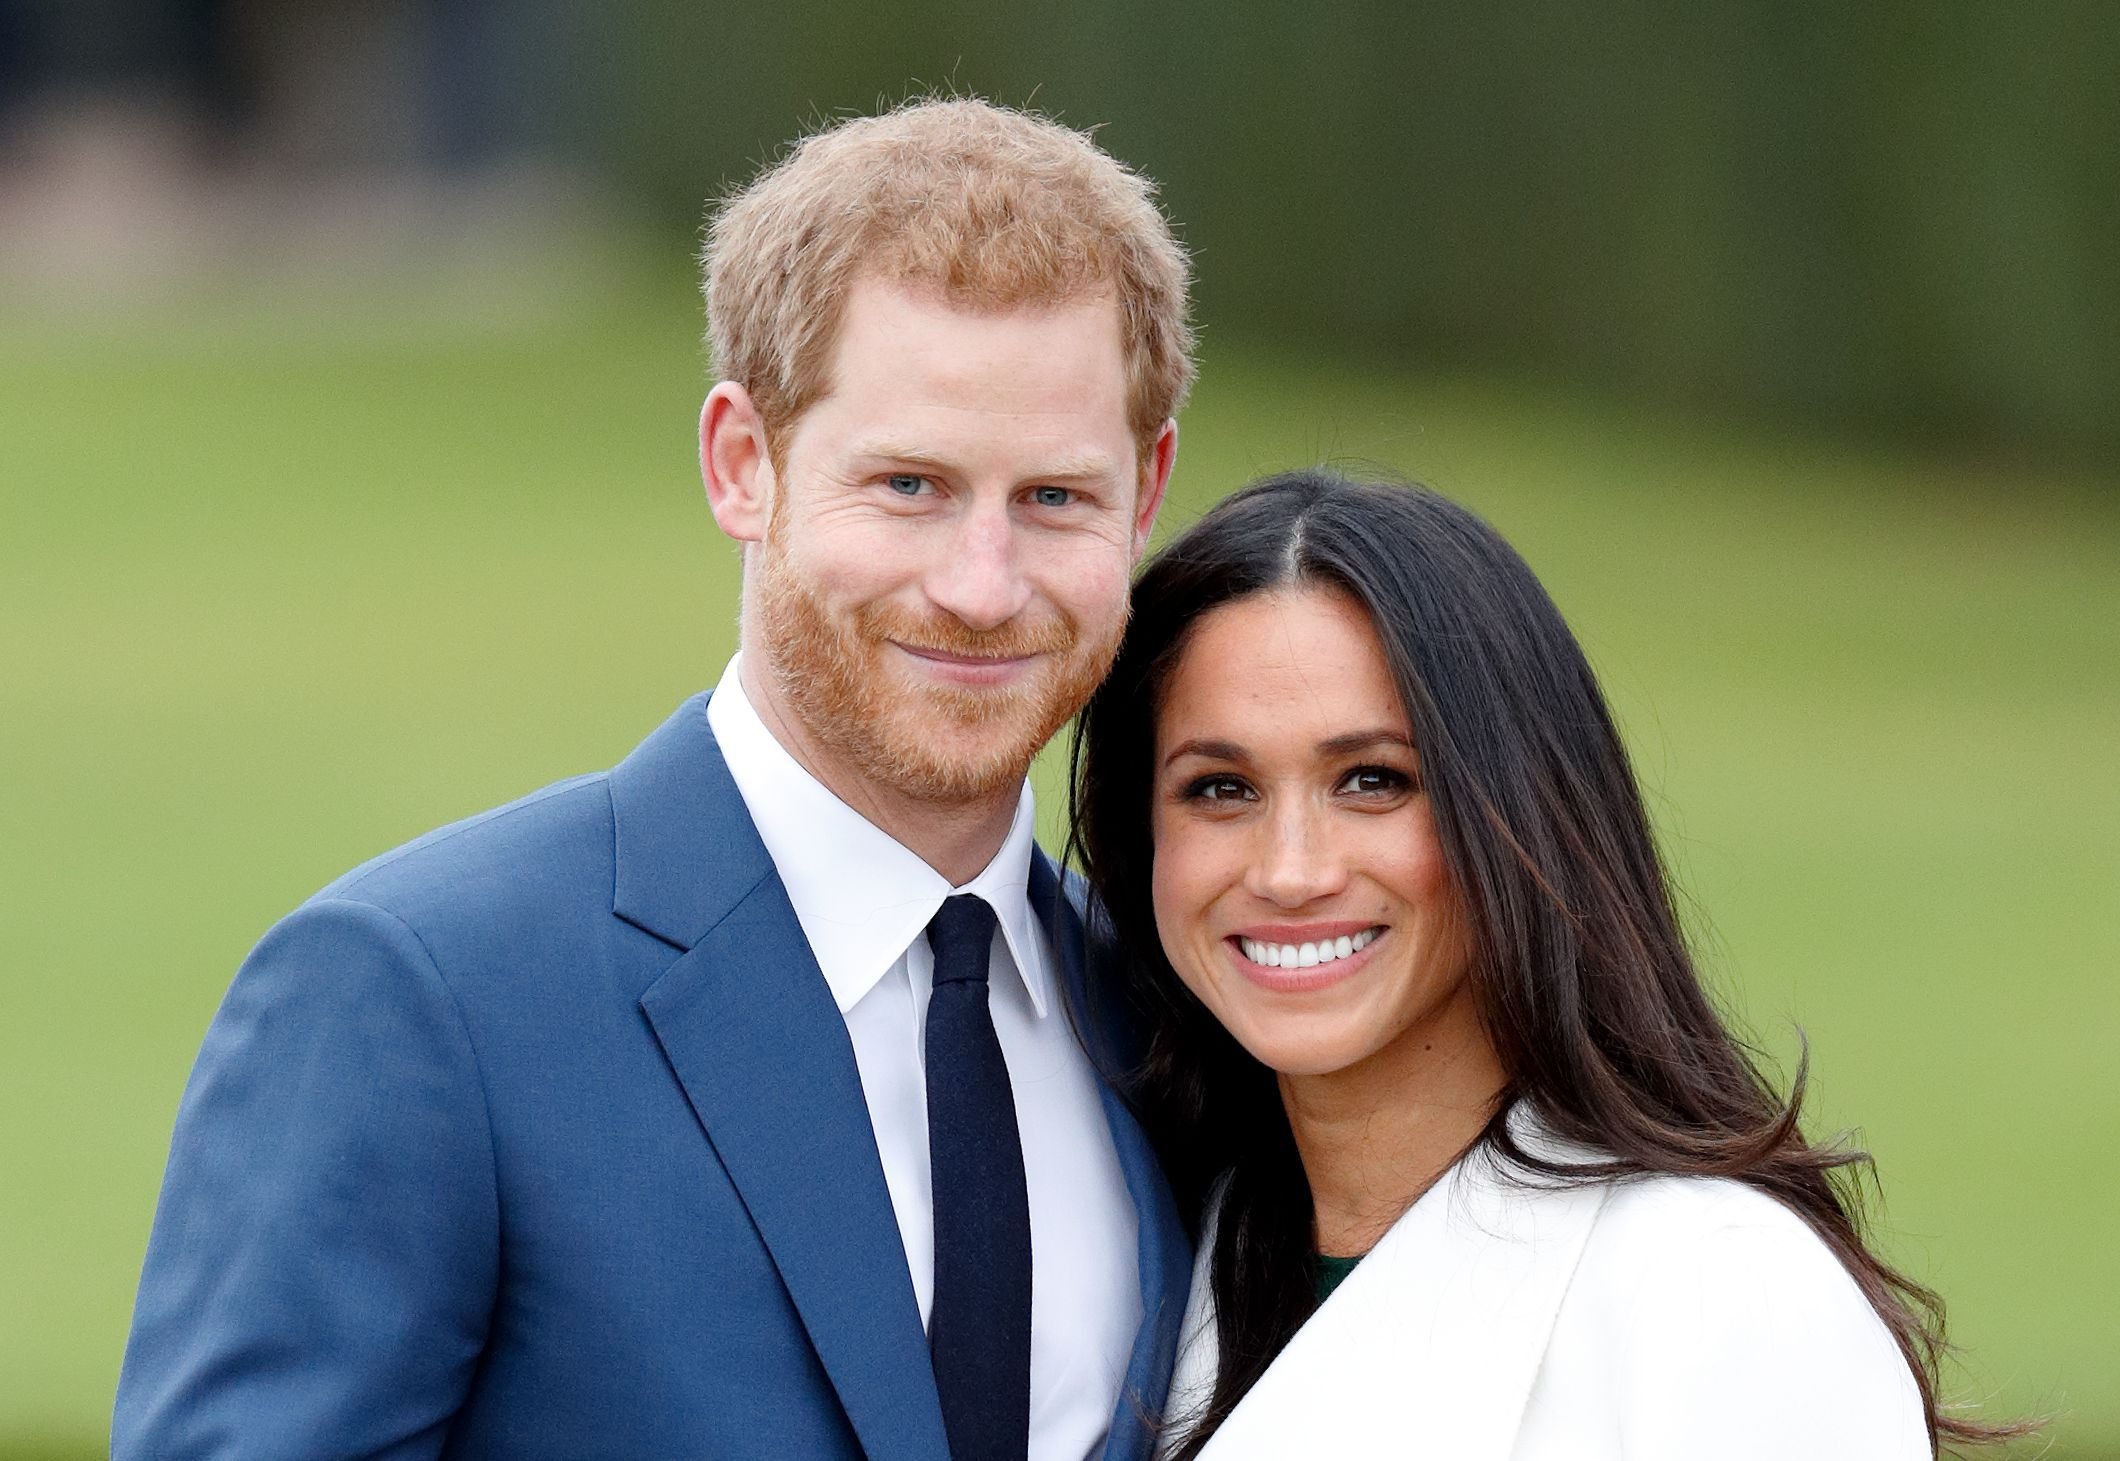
top-left (1164, 1112), bottom-right (1931, 1459)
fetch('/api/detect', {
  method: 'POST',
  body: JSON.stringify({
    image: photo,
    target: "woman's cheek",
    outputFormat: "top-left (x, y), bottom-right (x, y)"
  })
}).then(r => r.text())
top-left (1148, 814), bottom-right (1216, 1001)
top-left (1398, 803), bottom-right (1452, 896)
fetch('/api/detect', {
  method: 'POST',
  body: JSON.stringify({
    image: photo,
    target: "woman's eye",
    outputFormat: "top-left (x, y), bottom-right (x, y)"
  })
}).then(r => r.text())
top-left (1185, 775), bottom-right (1254, 803)
top-left (1338, 766), bottom-right (1412, 796)
top-left (886, 474), bottom-right (930, 496)
top-left (1028, 485), bottom-right (1074, 508)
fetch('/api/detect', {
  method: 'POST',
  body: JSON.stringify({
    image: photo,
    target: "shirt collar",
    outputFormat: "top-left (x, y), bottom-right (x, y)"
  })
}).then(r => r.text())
top-left (706, 654), bottom-right (1052, 1019)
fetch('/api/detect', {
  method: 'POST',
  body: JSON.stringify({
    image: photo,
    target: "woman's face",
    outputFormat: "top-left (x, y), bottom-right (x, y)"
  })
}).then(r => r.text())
top-left (1150, 587), bottom-right (1480, 1081)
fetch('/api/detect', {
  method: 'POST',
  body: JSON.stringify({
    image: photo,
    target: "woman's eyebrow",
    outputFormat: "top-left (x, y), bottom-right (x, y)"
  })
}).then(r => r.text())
top-left (1316, 729), bottom-right (1415, 757)
top-left (1161, 737), bottom-right (1247, 769)
top-left (1161, 730), bottom-right (1414, 769)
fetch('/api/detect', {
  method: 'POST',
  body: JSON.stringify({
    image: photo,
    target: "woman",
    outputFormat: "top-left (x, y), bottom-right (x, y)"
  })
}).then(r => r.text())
top-left (1070, 471), bottom-right (2025, 1458)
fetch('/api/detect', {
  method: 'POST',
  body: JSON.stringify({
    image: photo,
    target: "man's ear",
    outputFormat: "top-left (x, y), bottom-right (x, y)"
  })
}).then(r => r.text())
top-left (1131, 418), bottom-right (1179, 558)
top-left (701, 382), bottom-right (773, 543)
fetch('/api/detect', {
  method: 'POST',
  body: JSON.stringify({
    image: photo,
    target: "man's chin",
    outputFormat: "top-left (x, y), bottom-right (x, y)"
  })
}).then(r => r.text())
top-left (763, 621), bottom-right (1108, 806)
top-left (860, 712), bottom-right (1045, 805)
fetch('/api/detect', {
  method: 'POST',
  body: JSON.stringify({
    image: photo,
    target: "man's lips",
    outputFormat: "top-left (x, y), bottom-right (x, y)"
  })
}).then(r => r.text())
top-left (892, 641), bottom-right (1041, 685)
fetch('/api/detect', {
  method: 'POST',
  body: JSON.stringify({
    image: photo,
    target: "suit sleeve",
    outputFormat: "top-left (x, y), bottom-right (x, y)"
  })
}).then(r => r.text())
top-left (113, 896), bottom-right (500, 1460)
top-left (1610, 1203), bottom-right (1933, 1461)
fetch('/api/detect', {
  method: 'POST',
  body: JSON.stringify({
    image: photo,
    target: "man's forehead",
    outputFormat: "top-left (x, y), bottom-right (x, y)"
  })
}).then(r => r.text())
top-left (788, 278), bottom-right (1137, 474)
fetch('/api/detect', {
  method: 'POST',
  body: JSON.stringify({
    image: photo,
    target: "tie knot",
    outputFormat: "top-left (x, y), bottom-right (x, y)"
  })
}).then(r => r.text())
top-left (927, 895), bottom-right (998, 986)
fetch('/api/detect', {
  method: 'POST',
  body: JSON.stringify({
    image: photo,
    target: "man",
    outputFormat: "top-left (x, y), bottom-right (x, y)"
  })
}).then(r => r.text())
top-left (114, 98), bottom-right (1193, 1460)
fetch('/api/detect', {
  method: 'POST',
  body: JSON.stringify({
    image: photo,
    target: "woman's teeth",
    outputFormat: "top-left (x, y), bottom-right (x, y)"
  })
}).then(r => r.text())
top-left (1238, 928), bottom-right (1380, 969)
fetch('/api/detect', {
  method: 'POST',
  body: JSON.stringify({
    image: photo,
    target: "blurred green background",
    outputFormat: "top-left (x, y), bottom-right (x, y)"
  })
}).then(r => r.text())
top-left (3, 3), bottom-right (2115, 1457)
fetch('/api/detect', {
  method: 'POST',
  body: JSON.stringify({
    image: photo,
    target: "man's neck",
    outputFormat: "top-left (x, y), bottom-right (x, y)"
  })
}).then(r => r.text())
top-left (737, 653), bottom-right (1021, 886)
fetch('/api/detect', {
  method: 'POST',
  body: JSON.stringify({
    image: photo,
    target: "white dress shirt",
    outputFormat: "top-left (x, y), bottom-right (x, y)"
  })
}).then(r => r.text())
top-left (708, 656), bottom-right (1142, 1461)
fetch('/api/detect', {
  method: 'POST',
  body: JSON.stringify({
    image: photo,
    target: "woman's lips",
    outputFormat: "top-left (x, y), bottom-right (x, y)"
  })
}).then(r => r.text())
top-left (1225, 926), bottom-right (1386, 992)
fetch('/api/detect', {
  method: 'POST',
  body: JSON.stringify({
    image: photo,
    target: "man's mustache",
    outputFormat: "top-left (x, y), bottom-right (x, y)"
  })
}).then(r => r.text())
top-left (855, 605), bottom-right (1078, 661)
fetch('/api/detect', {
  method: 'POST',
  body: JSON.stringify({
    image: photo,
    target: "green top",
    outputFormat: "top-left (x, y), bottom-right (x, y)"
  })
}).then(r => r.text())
top-left (1316, 1252), bottom-right (1363, 1303)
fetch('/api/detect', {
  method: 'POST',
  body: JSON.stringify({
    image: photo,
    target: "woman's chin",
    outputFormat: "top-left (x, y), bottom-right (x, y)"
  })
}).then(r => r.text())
top-left (1228, 1020), bottom-right (1374, 1080)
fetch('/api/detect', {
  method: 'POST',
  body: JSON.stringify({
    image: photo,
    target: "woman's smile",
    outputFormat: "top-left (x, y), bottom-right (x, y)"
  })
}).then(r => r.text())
top-left (1226, 925), bottom-right (1386, 991)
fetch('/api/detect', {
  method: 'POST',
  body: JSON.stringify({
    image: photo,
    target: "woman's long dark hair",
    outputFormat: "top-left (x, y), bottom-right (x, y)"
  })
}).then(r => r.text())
top-left (1068, 470), bottom-right (2026, 1457)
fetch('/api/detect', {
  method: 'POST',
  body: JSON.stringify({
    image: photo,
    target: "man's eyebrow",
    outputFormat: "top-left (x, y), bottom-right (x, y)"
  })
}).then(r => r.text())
top-left (1021, 452), bottom-right (1125, 483)
top-left (847, 441), bottom-right (1123, 482)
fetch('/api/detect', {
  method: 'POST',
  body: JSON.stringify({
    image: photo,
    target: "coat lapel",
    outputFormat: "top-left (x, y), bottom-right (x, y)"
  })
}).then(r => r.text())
top-left (1194, 1117), bottom-right (1611, 1460)
top-left (613, 696), bottom-right (949, 1461)
top-left (1032, 855), bottom-right (1192, 1461)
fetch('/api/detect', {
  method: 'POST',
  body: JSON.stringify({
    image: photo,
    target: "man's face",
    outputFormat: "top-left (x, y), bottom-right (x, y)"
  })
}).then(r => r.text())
top-left (745, 277), bottom-right (1167, 806)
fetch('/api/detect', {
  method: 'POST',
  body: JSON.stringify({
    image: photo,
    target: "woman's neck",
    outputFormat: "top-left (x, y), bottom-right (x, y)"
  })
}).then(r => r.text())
top-left (1279, 987), bottom-right (1509, 1258)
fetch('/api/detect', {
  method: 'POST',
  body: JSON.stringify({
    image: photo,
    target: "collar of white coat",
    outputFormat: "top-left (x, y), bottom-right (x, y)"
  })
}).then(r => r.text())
top-left (706, 653), bottom-right (1052, 1020)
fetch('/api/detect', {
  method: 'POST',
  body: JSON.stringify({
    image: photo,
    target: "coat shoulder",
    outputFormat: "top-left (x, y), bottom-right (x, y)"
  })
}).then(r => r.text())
top-left (1528, 1174), bottom-right (1930, 1458)
top-left (1574, 1173), bottom-right (1883, 1329)
top-left (1592, 1173), bottom-right (1827, 1263)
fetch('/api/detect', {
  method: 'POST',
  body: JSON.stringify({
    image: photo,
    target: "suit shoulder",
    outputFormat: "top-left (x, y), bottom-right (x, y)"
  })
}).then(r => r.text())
top-left (309, 771), bottom-right (616, 924)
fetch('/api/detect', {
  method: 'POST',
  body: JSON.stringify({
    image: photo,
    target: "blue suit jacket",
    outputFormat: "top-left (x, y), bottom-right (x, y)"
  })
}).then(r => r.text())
top-left (115, 693), bottom-right (1190, 1459)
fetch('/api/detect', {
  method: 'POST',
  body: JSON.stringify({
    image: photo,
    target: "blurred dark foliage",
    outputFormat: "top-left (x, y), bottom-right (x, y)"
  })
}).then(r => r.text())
top-left (5, 0), bottom-right (2115, 462)
top-left (586, 0), bottom-right (2119, 461)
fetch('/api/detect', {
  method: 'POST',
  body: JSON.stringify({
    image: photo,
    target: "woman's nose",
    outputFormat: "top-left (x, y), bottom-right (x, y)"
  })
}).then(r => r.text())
top-left (1243, 805), bottom-right (1349, 908)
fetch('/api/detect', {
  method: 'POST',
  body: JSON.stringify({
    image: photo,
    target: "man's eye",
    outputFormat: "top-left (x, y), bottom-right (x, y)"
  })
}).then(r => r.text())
top-left (886, 474), bottom-right (929, 496)
top-left (1029, 485), bottom-right (1074, 508)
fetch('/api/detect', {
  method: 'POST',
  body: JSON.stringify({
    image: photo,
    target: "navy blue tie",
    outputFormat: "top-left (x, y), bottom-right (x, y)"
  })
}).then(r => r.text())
top-left (924, 895), bottom-right (1032, 1461)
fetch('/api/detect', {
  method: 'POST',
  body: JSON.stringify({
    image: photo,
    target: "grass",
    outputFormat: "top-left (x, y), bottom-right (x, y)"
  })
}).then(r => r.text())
top-left (3, 256), bottom-right (2114, 1456)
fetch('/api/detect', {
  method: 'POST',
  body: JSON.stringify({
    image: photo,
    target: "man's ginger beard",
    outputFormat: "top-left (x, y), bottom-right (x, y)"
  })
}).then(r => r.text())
top-left (749, 529), bottom-right (1126, 806)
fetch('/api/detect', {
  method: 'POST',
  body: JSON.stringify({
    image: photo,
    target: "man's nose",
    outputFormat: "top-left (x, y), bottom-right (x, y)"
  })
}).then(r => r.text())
top-left (1243, 803), bottom-right (1349, 908)
top-left (926, 500), bottom-right (1033, 631)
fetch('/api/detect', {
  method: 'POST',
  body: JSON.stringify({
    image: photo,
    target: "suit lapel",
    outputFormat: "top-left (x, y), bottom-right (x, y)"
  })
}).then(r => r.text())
top-left (614, 697), bottom-right (949, 1461)
top-left (1032, 856), bottom-right (1193, 1461)
top-left (1199, 1122), bottom-right (1610, 1459)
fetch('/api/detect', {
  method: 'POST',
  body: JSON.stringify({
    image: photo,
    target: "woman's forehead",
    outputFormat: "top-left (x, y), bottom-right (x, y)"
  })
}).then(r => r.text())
top-left (1157, 589), bottom-right (1412, 755)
